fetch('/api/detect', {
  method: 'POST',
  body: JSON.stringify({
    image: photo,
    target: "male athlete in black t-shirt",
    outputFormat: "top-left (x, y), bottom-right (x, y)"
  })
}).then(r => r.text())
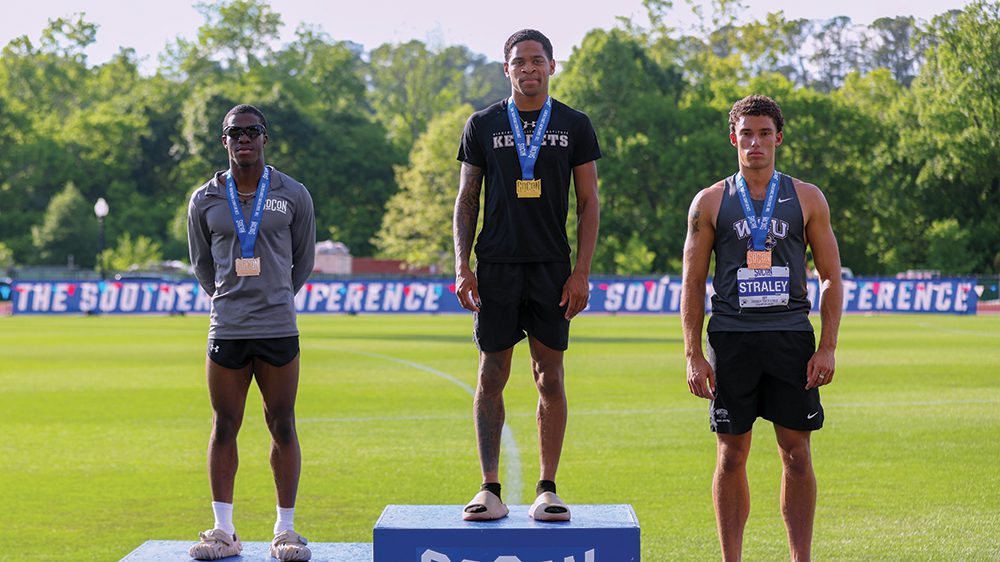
top-left (453, 29), bottom-right (601, 522)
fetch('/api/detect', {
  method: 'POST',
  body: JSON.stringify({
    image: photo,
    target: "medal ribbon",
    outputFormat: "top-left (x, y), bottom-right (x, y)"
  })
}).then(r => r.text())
top-left (224, 166), bottom-right (270, 259)
top-left (735, 171), bottom-right (781, 251)
top-left (506, 96), bottom-right (552, 180)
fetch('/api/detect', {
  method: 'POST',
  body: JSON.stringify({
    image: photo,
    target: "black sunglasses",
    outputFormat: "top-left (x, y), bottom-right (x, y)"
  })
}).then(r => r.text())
top-left (223, 125), bottom-right (267, 139)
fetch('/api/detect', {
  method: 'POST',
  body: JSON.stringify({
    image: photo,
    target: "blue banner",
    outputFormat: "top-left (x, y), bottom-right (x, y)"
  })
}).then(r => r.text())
top-left (8, 277), bottom-right (979, 315)
top-left (834, 278), bottom-right (978, 314)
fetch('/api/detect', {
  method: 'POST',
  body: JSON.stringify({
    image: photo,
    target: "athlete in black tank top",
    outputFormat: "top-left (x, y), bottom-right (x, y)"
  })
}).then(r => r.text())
top-left (710, 172), bottom-right (812, 331)
top-left (680, 95), bottom-right (844, 561)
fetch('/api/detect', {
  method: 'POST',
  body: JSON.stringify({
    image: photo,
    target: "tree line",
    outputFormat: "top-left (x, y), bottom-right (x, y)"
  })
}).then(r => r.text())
top-left (0, 0), bottom-right (996, 276)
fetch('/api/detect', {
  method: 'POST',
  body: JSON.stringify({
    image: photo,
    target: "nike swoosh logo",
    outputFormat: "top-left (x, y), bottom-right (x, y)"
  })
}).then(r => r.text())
top-left (807, 412), bottom-right (820, 419)
top-left (778, 197), bottom-right (794, 203)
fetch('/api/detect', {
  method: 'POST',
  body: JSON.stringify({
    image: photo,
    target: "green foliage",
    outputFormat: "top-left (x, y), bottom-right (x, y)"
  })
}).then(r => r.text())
top-left (0, 18), bottom-right (93, 262)
top-left (835, 70), bottom-right (924, 274)
top-left (613, 234), bottom-right (657, 274)
top-left (30, 183), bottom-right (99, 267)
top-left (287, 105), bottom-right (400, 256)
top-left (567, 1), bottom-right (999, 274)
top-left (193, 0), bottom-right (281, 71)
top-left (98, 233), bottom-right (164, 274)
top-left (0, 241), bottom-right (13, 268)
top-left (868, 16), bottom-right (921, 86)
top-left (0, 13), bottom-right (186, 266)
top-left (1, 1), bottom-right (997, 274)
top-left (897, 0), bottom-right (1000, 273)
top-left (767, 76), bottom-right (885, 272)
top-left (158, 2), bottom-right (404, 257)
top-left (160, 0), bottom-right (281, 80)
top-left (375, 105), bottom-right (473, 270)
top-left (554, 28), bottom-right (690, 274)
top-left (367, 41), bottom-right (506, 155)
top-left (38, 14), bottom-right (98, 61)
top-left (925, 218), bottom-right (975, 274)
top-left (274, 26), bottom-right (368, 112)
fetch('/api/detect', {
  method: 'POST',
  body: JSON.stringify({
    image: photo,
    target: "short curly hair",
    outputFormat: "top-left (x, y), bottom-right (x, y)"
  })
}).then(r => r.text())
top-left (729, 95), bottom-right (783, 134)
top-left (222, 104), bottom-right (268, 131)
top-left (504, 29), bottom-right (553, 62)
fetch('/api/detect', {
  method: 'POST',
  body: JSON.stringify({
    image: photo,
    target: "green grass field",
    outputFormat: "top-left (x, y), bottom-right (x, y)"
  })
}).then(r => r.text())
top-left (1, 313), bottom-right (998, 561)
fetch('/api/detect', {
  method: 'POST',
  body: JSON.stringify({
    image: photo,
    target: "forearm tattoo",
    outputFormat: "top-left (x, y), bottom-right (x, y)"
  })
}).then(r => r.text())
top-left (454, 165), bottom-right (483, 263)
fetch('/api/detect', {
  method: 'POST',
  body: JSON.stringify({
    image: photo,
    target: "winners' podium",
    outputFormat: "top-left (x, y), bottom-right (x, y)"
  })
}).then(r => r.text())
top-left (121, 504), bottom-right (640, 561)
top-left (119, 541), bottom-right (373, 561)
top-left (373, 504), bottom-right (640, 562)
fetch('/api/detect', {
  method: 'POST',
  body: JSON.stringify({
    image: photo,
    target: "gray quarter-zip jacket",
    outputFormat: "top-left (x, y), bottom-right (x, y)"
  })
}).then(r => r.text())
top-left (187, 166), bottom-right (316, 339)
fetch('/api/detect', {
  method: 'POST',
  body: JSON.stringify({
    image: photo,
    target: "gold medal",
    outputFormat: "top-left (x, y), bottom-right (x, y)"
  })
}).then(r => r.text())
top-left (746, 250), bottom-right (772, 269)
top-left (235, 257), bottom-right (261, 277)
top-left (516, 178), bottom-right (541, 198)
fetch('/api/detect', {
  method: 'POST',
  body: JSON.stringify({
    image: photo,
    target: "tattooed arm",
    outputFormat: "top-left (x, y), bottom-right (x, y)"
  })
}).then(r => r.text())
top-left (453, 161), bottom-right (484, 312)
top-left (681, 182), bottom-right (722, 399)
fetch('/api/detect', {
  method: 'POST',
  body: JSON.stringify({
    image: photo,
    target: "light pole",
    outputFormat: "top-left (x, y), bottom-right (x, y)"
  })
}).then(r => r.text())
top-left (94, 197), bottom-right (109, 279)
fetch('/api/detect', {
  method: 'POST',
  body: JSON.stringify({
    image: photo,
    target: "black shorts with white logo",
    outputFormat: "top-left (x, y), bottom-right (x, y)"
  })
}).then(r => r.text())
top-left (207, 336), bottom-right (299, 369)
top-left (707, 330), bottom-right (823, 434)
top-left (474, 261), bottom-right (571, 352)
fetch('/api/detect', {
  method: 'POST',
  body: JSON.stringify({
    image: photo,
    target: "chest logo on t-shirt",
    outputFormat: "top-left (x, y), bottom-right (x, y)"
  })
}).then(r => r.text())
top-left (492, 129), bottom-right (569, 150)
top-left (732, 218), bottom-right (789, 251)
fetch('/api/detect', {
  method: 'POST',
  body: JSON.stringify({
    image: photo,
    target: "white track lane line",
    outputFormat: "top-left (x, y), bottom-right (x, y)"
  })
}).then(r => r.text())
top-left (319, 347), bottom-right (523, 504)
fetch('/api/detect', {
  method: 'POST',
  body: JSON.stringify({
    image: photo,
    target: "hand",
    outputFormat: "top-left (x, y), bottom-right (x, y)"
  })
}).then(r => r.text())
top-left (559, 270), bottom-right (590, 320)
top-left (455, 265), bottom-right (481, 313)
top-left (687, 355), bottom-right (716, 399)
top-left (806, 347), bottom-right (836, 389)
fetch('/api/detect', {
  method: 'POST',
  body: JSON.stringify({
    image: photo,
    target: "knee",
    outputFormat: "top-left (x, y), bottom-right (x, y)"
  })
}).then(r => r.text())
top-left (717, 443), bottom-right (751, 474)
top-left (211, 413), bottom-right (242, 445)
top-left (780, 443), bottom-right (813, 476)
top-left (532, 361), bottom-right (565, 398)
top-left (478, 357), bottom-right (510, 397)
top-left (265, 410), bottom-right (297, 445)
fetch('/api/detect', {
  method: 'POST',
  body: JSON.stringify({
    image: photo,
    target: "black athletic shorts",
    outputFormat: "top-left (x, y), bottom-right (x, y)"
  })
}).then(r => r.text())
top-left (207, 336), bottom-right (299, 369)
top-left (474, 261), bottom-right (571, 352)
top-left (707, 331), bottom-right (823, 434)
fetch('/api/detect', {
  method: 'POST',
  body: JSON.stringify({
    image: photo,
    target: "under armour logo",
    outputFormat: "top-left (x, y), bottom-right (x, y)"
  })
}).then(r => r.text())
top-left (210, 344), bottom-right (220, 353)
top-left (523, 120), bottom-right (536, 130)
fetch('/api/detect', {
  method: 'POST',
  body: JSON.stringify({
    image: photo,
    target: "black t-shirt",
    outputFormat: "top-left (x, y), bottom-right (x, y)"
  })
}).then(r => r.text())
top-left (457, 98), bottom-right (601, 263)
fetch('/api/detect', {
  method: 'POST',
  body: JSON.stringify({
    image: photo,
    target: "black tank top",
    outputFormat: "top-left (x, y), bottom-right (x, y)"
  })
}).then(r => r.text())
top-left (708, 173), bottom-right (812, 332)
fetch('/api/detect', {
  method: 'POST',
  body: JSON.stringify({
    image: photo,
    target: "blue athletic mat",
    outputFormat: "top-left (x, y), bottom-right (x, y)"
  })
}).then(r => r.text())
top-left (120, 540), bottom-right (372, 561)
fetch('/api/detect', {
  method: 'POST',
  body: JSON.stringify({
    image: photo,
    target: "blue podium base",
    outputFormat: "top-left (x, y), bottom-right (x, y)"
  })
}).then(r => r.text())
top-left (374, 504), bottom-right (640, 562)
top-left (120, 540), bottom-right (373, 561)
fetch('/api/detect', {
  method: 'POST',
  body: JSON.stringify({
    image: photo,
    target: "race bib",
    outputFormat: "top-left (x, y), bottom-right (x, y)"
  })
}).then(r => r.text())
top-left (737, 266), bottom-right (790, 308)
